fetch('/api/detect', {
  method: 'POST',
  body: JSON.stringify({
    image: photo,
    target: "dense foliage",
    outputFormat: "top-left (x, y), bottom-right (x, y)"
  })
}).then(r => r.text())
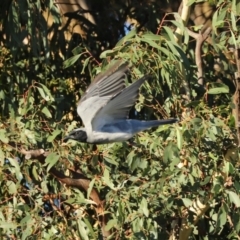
top-left (0, 0), bottom-right (239, 239)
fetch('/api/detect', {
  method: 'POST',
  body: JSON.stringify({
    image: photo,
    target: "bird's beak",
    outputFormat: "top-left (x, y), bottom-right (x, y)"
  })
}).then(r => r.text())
top-left (63, 135), bottom-right (72, 142)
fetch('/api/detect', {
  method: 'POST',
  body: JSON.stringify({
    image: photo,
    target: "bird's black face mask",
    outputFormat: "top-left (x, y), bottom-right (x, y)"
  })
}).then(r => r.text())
top-left (63, 129), bottom-right (87, 143)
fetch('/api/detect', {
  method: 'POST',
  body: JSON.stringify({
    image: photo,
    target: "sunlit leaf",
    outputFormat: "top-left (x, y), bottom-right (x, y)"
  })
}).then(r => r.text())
top-left (176, 127), bottom-right (183, 149)
top-left (216, 205), bottom-right (227, 228)
top-left (140, 198), bottom-right (149, 217)
top-left (207, 86), bottom-right (229, 94)
top-left (0, 222), bottom-right (18, 229)
top-left (182, 198), bottom-right (192, 208)
top-left (0, 129), bottom-right (8, 143)
top-left (7, 181), bottom-right (17, 194)
top-left (63, 54), bottom-right (81, 68)
top-left (47, 129), bottom-right (62, 142)
top-left (227, 190), bottom-right (240, 207)
top-left (105, 219), bottom-right (118, 231)
top-left (116, 29), bottom-right (136, 46)
top-left (44, 152), bottom-right (60, 172)
top-left (41, 106), bottom-right (52, 118)
top-left (8, 157), bottom-right (23, 181)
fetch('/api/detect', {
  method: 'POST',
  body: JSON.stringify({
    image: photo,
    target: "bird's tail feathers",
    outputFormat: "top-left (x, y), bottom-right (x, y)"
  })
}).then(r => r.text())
top-left (133, 118), bottom-right (178, 132)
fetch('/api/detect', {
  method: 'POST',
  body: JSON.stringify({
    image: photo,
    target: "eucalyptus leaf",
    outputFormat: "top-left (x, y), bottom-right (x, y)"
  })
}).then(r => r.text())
top-left (45, 153), bottom-right (60, 172)
top-left (0, 129), bottom-right (8, 143)
top-left (227, 191), bottom-right (240, 207)
top-left (208, 86), bottom-right (229, 94)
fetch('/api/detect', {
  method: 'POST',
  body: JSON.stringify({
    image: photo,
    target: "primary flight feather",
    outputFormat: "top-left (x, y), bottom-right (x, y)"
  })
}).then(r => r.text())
top-left (64, 61), bottom-right (178, 144)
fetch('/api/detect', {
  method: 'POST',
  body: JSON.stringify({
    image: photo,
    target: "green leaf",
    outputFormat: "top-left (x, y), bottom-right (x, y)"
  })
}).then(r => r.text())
top-left (227, 190), bottom-right (240, 207)
top-left (185, 100), bottom-right (201, 107)
top-left (7, 181), bottom-right (17, 194)
top-left (77, 219), bottom-right (89, 240)
top-left (37, 87), bottom-right (47, 100)
top-left (207, 86), bottom-right (229, 94)
top-left (200, 176), bottom-right (211, 186)
top-left (105, 219), bottom-right (118, 231)
top-left (140, 198), bottom-right (149, 217)
top-left (0, 222), bottom-right (17, 229)
top-left (224, 161), bottom-right (235, 175)
top-left (176, 127), bottom-right (183, 149)
top-left (41, 106), bottom-right (52, 118)
top-left (231, 11), bottom-right (237, 31)
top-left (63, 54), bottom-right (81, 68)
top-left (8, 158), bottom-right (23, 181)
top-left (138, 159), bottom-right (148, 169)
top-left (87, 178), bottom-right (95, 199)
top-left (81, 57), bottom-right (91, 74)
top-left (0, 129), bottom-right (9, 143)
top-left (118, 201), bottom-right (125, 223)
top-left (142, 32), bottom-right (162, 41)
top-left (0, 149), bottom-right (5, 166)
top-left (72, 45), bottom-right (84, 55)
top-left (100, 47), bottom-right (122, 59)
top-left (104, 156), bottom-right (119, 166)
top-left (102, 168), bottom-right (115, 189)
top-left (163, 26), bottom-right (176, 42)
top-left (22, 226), bottom-right (32, 240)
top-left (230, 30), bottom-right (238, 48)
top-left (47, 129), bottom-right (62, 142)
top-left (20, 215), bottom-right (31, 225)
top-left (41, 180), bottom-right (49, 193)
top-left (83, 218), bottom-right (95, 239)
top-left (163, 143), bottom-right (179, 166)
top-left (182, 198), bottom-right (192, 208)
top-left (166, 41), bottom-right (180, 58)
top-left (37, 83), bottom-right (54, 101)
top-left (140, 36), bottom-right (161, 50)
top-left (116, 29), bottom-right (136, 46)
top-left (140, 34), bottom-right (177, 61)
top-left (187, 0), bottom-right (196, 6)
top-left (24, 129), bottom-right (37, 144)
top-left (217, 205), bottom-right (227, 229)
top-left (44, 152), bottom-right (60, 172)
top-left (32, 165), bottom-right (40, 181)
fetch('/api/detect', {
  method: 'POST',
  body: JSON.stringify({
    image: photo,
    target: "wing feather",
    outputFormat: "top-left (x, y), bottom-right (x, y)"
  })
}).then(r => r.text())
top-left (92, 75), bottom-right (151, 130)
top-left (77, 61), bottom-right (129, 130)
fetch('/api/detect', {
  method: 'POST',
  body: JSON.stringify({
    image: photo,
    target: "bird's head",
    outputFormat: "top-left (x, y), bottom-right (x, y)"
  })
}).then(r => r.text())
top-left (63, 128), bottom-right (87, 143)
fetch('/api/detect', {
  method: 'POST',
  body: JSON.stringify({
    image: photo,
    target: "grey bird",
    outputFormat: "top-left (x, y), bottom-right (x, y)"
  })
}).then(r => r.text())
top-left (64, 61), bottom-right (178, 144)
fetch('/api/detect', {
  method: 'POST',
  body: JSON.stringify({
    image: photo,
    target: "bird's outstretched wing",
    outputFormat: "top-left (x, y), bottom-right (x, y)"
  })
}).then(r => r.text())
top-left (91, 75), bottom-right (151, 130)
top-left (77, 61), bottom-right (129, 130)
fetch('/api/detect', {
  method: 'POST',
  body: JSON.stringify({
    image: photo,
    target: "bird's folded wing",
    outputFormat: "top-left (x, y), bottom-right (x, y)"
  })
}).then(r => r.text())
top-left (77, 61), bottom-right (129, 130)
top-left (92, 75), bottom-right (151, 130)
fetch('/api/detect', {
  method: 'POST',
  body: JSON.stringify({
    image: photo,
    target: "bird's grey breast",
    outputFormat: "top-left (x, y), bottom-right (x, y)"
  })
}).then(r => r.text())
top-left (85, 120), bottom-right (133, 143)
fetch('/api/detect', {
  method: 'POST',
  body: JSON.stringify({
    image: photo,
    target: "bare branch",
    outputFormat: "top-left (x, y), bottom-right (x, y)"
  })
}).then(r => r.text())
top-left (20, 148), bottom-right (47, 160)
top-left (188, 27), bottom-right (212, 85)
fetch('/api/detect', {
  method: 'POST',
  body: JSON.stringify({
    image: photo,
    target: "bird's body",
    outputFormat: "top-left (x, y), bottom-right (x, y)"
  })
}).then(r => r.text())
top-left (64, 61), bottom-right (178, 144)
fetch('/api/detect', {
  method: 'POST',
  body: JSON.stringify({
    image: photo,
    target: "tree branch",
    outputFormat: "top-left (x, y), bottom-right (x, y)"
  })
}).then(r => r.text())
top-left (188, 27), bottom-right (212, 85)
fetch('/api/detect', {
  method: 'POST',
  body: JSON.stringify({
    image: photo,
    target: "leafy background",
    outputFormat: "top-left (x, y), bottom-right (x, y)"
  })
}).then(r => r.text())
top-left (0, 0), bottom-right (239, 239)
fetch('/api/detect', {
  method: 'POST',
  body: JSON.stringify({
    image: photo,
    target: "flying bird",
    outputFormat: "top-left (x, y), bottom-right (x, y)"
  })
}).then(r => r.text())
top-left (64, 61), bottom-right (178, 144)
